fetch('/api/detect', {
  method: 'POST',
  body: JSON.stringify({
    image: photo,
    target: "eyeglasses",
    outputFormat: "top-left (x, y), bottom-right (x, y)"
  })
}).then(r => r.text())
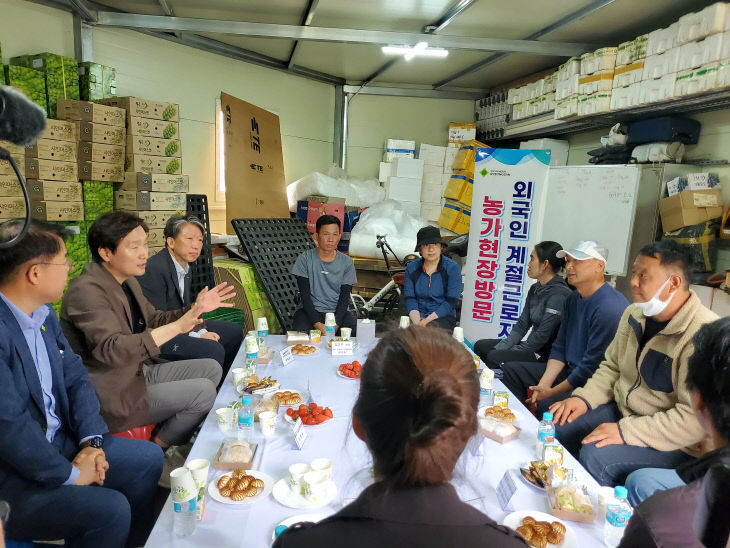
top-left (35, 258), bottom-right (75, 270)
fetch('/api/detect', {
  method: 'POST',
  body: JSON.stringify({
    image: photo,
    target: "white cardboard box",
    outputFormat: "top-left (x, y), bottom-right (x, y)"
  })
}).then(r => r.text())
top-left (386, 176), bottom-right (422, 202)
top-left (420, 202), bottom-right (443, 222)
top-left (643, 48), bottom-right (680, 80)
top-left (421, 181), bottom-right (444, 204)
top-left (610, 82), bottom-right (643, 110)
top-left (423, 164), bottom-right (443, 186)
top-left (519, 138), bottom-right (569, 166)
top-left (391, 157), bottom-right (424, 179)
top-left (378, 162), bottom-right (391, 183)
top-left (443, 147), bottom-right (459, 173)
top-left (398, 200), bottom-right (422, 217)
top-left (678, 3), bottom-right (726, 45)
top-left (647, 23), bottom-right (679, 57)
top-left (677, 32), bottom-right (723, 71)
top-left (418, 144), bottom-right (447, 166)
top-left (640, 73), bottom-right (677, 104)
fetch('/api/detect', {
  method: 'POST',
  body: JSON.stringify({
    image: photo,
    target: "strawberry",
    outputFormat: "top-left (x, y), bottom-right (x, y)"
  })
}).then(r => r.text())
top-left (323, 408), bottom-right (333, 418)
top-left (352, 360), bottom-right (361, 368)
top-left (304, 416), bottom-right (317, 425)
top-left (314, 414), bottom-right (327, 424)
top-left (286, 408), bottom-right (295, 417)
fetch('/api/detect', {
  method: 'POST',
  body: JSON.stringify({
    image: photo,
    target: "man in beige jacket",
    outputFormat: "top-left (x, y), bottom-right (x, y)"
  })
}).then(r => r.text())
top-left (550, 240), bottom-right (717, 487)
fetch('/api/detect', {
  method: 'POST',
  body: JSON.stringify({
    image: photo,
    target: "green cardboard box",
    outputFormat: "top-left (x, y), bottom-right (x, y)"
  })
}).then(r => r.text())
top-left (11, 53), bottom-right (80, 117)
top-left (4, 65), bottom-right (47, 113)
top-left (78, 62), bottom-right (116, 101)
top-left (50, 220), bottom-right (92, 314)
top-left (82, 180), bottom-right (114, 221)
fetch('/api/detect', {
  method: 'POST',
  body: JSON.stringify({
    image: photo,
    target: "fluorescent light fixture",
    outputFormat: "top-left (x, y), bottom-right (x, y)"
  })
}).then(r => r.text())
top-left (382, 41), bottom-right (448, 60)
top-left (215, 97), bottom-right (226, 201)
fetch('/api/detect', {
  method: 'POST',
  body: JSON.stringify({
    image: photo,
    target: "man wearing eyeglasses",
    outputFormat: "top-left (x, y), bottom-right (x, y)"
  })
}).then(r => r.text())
top-left (0, 219), bottom-right (162, 548)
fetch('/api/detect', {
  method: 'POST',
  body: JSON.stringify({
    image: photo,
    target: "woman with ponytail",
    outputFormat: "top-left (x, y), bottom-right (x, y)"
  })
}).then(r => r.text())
top-left (474, 241), bottom-right (571, 372)
top-left (274, 326), bottom-right (528, 548)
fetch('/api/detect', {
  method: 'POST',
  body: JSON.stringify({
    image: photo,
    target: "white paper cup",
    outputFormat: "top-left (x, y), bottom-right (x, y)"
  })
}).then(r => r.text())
top-left (258, 411), bottom-right (277, 437)
top-left (453, 326), bottom-right (464, 342)
top-left (187, 458), bottom-right (210, 517)
top-left (324, 312), bottom-right (336, 326)
top-left (340, 327), bottom-right (352, 341)
top-left (399, 315), bottom-right (410, 328)
top-left (245, 334), bottom-right (259, 353)
top-left (170, 467), bottom-right (197, 503)
top-left (257, 317), bottom-right (269, 331)
top-left (231, 368), bottom-right (247, 386)
top-left (302, 470), bottom-right (329, 503)
top-left (215, 408), bottom-right (236, 432)
top-left (288, 463), bottom-right (310, 493)
top-left (310, 458), bottom-right (333, 481)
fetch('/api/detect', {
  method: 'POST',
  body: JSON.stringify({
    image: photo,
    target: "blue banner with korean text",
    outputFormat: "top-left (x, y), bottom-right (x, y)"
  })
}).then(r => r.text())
top-left (460, 149), bottom-right (550, 344)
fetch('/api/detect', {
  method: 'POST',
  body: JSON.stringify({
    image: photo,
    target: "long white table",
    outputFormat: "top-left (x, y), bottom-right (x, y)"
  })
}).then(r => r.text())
top-left (145, 336), bottom-right (605, 547)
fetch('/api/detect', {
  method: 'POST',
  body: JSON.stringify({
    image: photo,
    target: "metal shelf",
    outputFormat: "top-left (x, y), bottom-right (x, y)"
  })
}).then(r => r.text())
top-left (494, 89), bottom-right (730, 142)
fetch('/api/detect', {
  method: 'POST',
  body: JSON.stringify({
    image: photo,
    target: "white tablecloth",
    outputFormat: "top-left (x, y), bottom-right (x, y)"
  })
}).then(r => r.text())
top-left (145, 336), bottom-right (605, 547)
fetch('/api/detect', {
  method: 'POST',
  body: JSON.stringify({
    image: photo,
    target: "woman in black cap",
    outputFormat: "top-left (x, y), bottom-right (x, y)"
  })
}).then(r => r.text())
top-left (403, 226), bottom-right (462, 331)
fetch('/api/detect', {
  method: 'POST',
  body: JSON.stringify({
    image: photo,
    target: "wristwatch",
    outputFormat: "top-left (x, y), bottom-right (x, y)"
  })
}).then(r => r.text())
top-left (80, 436), bottom-right (103, 450)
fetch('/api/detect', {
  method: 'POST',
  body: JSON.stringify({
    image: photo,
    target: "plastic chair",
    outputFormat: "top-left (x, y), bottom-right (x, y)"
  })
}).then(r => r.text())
top-left (110, 424), bottom-right (156, 441)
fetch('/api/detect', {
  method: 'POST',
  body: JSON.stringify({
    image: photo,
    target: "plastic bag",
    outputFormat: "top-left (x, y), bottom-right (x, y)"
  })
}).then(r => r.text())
top-left (286, 166), bottom-right (385, 210)
top-left (348, 200), bottom-right (428, 260)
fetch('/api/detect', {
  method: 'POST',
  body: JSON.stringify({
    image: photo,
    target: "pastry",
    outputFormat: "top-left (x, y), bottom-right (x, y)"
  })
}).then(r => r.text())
top-left (516, 525), bottom-right (533, 541)
top-left (237, 477), bottom-right (251, 489)
top-left (230, 491), bottom-right (247, 501)
top-left (529, 535), bottom-right (547, 548)
top-left (220, 487), bottom-right (232, 497)
top-left (532, 522), bottom-right (551, 536)
top-left (551, 522), bottom-right (566, 535)
top-left (547, 530), bottom-right (564, 545)
top-left (522, 516), bottom-right (536, 526)
top-left (245, 487), bottom-right (258, 497)
top-left (251, 478), bottom-right (264, 489)
top-left (232, 469), bottom-right (246, 479)
top-left (217, 475), bottom-right (231, 489)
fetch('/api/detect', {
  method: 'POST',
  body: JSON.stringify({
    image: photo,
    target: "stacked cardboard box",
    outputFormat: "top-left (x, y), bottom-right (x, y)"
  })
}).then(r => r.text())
top-left (10, 53), bottom-right (80, 118)
top-left (295, 195), bottom-right (361, 252)
top-left (213, 259), bottom-right (281, 334)
top-left (78, 62), bottom-right (117, 101)
top-left (4, 65), bottom-right (47, 113)
top-left (385, 157), bottom-right (423, 217)
top-left (418, 144), bottom-right (448, 222)
top-left (0, 141), bottom-right (27, 221)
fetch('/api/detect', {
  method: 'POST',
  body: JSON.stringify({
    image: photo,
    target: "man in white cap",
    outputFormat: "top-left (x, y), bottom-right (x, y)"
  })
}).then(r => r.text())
top-left (549, 240), bottom-right (716, 491)
top-left (501, 240), bottom-right (628, 416)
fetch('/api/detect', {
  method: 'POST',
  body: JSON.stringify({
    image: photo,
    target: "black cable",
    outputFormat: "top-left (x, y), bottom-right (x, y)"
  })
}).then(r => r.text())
top-left (0, 146), bottom-right (31, 249)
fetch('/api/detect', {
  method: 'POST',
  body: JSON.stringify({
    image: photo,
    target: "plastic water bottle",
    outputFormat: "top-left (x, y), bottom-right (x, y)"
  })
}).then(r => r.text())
top-left (173, 498), bottom-right (197, 537)
top-left (238, 396), bottom-right (254, 443)
top-left (324, 312), bottom-right (336, 344)
top-left (604, 486), bottom-right (633, 547)
top-left (536, 412), bottom-right (555, 459)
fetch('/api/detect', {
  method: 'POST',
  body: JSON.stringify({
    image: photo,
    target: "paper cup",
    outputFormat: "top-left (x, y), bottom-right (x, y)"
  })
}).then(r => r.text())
top-left (302, 470), bottom-right (329, 503)
top-left (288, 463), bottom-right (310, 493)
top-left (245, 334), bottom-right (259, 354)
top-left (453, 326), bottom-right (464, 342)
top-left (216, 407), bottom-right (236, 432)
top-left (258, 411), bottom-right (277, 437)
top-left (399, 316), bottom-right (410, 328)
top-left (257, 317), bottom-right (269, 331)
top-left (170, 467), bottom-right (197, 503)
top-left (324, 312), bottom-right (336, 327)
top-left (340, 327), bottom-right (352, 341)
top-left (310, 458), bottom-right (333, 481)
top-left (231, 368), bottom-right (247, 386)
top-left (187, 458), bottom-right (210, 519)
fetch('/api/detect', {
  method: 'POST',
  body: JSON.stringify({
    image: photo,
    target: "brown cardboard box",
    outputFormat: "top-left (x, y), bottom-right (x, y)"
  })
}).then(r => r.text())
top-left (120, 210), bottom-right (179, 229)
top-left (125, 154), bottom-right (181, 175)
top-left (25, 139), bottom-right (77, 162)
top-left (148, 245), bottom-right (165, 256)
top-left (120, 172), bottom-right (189, 193)
top-left (221, 92), bottom-right (289, 230)
top-left (0, 141), bottom-right (26, 156)
top-left (77, 122), bottom-right (126, 146)
top-left (57, 99), bottom-right (126, 127)
top-left (0, 197), bottom-right (26, 218)
top-left (0, 174), bottom-right (25, 197)
top-left (659, 189), bottom-right (723, 232)
top-left (28, 180), bottom-right (83, 202)
top-left (127, 117), bottom-right (179, 139)
top-left (39, 119), bottom-right (78, 142)
top-left (31, 200), bottom-right (84, 221)
top-left (146, 229), bottom-right (165, 247)
top-left (24, 159), bottom-right (78, 182)
top-left (0, 154), bottom-right (25, 176)
top-left (78, 161), bottom-right (124, 182)
top-left (99, 97), bottom-right (180, 122)
top-left (77, 142), bottom-right (125, 164)
top-left (114, 191), bottom-right (186, 211)
top-left (126, 135), bottom-right (182, 158)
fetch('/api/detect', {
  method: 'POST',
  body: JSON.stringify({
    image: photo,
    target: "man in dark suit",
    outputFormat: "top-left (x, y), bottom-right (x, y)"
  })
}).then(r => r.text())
top-left (137, 214), bottom-right (242, 377)
top-left (0, 219), bottom-right (162, 548)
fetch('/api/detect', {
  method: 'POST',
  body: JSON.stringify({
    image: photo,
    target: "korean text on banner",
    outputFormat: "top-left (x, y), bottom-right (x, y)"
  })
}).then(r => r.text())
top-left (460, 149), bottom-right (550, 343)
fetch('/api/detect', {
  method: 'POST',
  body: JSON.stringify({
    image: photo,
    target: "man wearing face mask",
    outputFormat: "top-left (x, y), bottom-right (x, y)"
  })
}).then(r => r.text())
top-left (549, 240), bottom-right (718, 487)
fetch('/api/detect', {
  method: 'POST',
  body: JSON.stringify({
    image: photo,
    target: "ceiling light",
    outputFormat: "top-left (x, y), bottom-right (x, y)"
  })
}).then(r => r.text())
top-left (382, 42), bottom-right (448, 61)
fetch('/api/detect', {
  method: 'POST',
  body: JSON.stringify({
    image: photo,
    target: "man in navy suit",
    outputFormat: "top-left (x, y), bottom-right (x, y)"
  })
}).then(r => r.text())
top-left (0, 219), bottom-right (162, 548)
top-left (137, 214), bottom-right (242, 378)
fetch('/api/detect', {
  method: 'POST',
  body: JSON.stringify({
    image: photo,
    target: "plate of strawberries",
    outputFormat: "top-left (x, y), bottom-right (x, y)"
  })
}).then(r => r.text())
top-left (284, 402), bottom-right (334, 426)
top-left (337, 361), bottom-right (362, 379)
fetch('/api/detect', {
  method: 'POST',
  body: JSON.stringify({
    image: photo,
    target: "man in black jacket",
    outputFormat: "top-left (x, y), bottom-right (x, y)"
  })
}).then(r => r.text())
top-left (137, 215), bottom-right (242, 376)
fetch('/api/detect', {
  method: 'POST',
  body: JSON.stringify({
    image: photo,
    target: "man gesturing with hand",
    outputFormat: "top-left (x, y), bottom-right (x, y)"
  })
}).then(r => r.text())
top-left (549, 242), bottom-right (717, 487)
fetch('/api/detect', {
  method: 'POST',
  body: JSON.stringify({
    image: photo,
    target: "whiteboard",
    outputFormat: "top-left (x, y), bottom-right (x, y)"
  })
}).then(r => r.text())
top-left (540, 165), bottom-right (641, 276)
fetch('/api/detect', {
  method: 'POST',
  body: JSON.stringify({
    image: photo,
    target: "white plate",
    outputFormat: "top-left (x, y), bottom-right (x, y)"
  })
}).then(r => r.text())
top-left (284, 411), bottom-right (334, 427)
top-left (270, 513), bottom-right (328, 542)
top-left (291, 345), bottom-right (321, 357)
top-left (477, 405), bottom-right (519, 425)
top-left (236, 381), bottom-right (281, 396)
top-left (502, 510), bottom-right (576, 548)
top-left (517, 464), bottom-right (547, 491)
top-left (336, 368), bottom-right (360, 380)
top-left (271, 388), bottom-right (309, 407)
top-left (272, 478), bottom-right (338, 509)
top-left (207, 470), bottom-right (274, 505)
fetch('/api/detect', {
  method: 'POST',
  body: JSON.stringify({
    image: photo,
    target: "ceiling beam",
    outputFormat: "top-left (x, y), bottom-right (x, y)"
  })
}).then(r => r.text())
top-left (157, 0), bottom-right (174, 16)
top-left (433, 0), bottom-right (616, 89)
top-left (343, 85), bottom-right (481, 100)
top-left (287, 0), bottom-right (320, 70)
top-left (94, 12), bottom-right (593, 56)
top-left (67, 0), bottom-right (97, 22)
top-left (424, 0), bottom-right (477, 33)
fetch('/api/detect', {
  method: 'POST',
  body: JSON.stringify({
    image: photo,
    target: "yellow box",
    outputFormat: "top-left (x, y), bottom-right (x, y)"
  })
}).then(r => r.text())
top-left (438, 200), bottom-right (462, 231)
top-left (455, 207), bottom-right (471, 234)
top-left (443, 174), bottom-right (474, 206)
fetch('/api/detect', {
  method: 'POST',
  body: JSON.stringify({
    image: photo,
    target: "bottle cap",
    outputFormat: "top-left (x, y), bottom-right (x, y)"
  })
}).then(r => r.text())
top-left (614, 486), bottom-right (628, 499)
top-left (542, 412), bottom-right (553, 421)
